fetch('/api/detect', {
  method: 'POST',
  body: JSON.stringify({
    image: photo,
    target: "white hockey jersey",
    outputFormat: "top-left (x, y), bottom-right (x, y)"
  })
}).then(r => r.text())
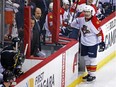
top-left (71, 16), bottom-right (102, 46)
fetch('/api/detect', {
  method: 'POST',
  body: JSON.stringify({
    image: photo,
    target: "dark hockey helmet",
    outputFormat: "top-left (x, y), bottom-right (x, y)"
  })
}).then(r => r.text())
top-left (12, 37), bottom-right (20, 46)
top-left (3, 70), bottom-right (15, 82)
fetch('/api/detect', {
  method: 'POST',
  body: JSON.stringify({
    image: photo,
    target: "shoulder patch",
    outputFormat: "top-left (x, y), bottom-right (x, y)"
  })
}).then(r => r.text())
top-left (91, 16), bottom-right (101, 29)
top-left (96, 21), bottom-right (100, 24)
top-left (60, 10), bottom-right (62, 13)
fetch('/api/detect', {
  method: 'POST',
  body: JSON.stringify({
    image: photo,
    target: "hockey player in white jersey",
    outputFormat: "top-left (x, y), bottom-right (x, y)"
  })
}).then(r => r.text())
top-left (71, 5), bottom-right (105, 82)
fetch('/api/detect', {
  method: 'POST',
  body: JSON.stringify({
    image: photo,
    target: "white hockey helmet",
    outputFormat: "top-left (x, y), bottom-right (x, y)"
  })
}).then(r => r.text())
top-left (62, 0), bottom-right (69, 5)
top-left (83, 5), bottom-right (95, 16)
top-left (49, 2), bottom-right (53, 9)
top-left (77, 4), bottom-right (86, 12)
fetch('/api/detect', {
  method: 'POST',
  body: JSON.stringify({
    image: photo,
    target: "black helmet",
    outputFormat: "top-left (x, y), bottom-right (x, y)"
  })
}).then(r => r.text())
top-left (12, 37), bottom-right (20, 43)
top-left (3, 70), bottom-right (15, 82)
top-left (12, 37), bottom-right (20, 46)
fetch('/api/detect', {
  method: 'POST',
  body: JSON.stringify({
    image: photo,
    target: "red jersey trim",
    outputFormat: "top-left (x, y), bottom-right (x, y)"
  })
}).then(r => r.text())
top-left (91, 16), bottom-right (101, 30)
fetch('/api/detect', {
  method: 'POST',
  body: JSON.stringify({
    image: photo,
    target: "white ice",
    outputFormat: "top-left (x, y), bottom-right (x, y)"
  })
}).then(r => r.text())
top-left (76, 57), bottom-right (116, 87)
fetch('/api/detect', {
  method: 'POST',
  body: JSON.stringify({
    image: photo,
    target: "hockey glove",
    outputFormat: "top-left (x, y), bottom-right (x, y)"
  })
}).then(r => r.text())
top-left (99, 42), bottom-right (105, 52)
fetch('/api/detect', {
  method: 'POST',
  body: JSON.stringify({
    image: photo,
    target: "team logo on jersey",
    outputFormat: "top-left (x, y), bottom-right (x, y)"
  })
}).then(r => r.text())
top-left (96, 21), bottom-right (100, 24)
top-left (50, 15), bottom-right (53, 19)
top-left (82, 25), bottom-right (90, 36)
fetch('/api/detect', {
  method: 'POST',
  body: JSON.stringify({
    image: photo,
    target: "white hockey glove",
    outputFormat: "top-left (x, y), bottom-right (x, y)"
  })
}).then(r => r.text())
top-left (6, 0), bottom-right (20, 8)
top-left (13, 3), bottom-right (20, 8)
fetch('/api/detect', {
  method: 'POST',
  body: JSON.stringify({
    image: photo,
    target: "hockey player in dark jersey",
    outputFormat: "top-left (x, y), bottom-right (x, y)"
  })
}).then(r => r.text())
top-left (0, 37), bottom-right (25, 78)
top-left (0, 70), bottom-right (15, 87)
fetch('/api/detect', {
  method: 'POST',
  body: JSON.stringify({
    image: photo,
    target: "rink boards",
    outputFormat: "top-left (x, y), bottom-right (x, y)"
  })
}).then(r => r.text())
top-left (14, 12), bottom-right (116, 87)
top-left (97, 12), bottom-right (116, 70)
top-left (14, 40), bottom-right (79, 87)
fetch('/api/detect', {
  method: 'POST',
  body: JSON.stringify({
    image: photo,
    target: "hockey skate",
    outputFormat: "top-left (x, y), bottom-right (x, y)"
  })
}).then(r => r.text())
top-left (83, 74), bottom-right (96, 82)
top-left (83, 74), bottom-right (90, 81)
top-left (86, 76), bottom-right (96, 82)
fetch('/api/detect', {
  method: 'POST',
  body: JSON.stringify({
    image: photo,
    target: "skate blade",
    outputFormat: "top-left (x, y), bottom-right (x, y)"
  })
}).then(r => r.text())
top-left (85, 79), bottom-right (96, 84)
top-left (82, 79), bottom-right (96, 84)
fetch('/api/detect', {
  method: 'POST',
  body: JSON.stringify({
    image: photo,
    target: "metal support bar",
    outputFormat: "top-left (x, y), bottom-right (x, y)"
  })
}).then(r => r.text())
top-left (0, 0), bottom-right (5, 45)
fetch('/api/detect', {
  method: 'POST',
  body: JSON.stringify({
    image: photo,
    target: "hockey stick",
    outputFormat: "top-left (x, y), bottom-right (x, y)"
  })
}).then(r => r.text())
top-left (95, 0), bottom-right (99, 7)
top-left (72, 0), bottom-right (79, 22)
top-left (24, 44), bottom-right (28, 56)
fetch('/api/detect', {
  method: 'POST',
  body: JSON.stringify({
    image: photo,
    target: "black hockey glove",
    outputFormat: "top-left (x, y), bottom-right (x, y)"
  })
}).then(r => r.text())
top-left (99, 42), bottom-right (105, 52)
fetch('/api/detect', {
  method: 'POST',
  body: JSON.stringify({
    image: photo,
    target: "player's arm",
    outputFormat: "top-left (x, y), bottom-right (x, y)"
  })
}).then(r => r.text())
top-left (71, 18), bottom-right (80, 29)
top-left (92, 16), bottom-right (105, 52)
